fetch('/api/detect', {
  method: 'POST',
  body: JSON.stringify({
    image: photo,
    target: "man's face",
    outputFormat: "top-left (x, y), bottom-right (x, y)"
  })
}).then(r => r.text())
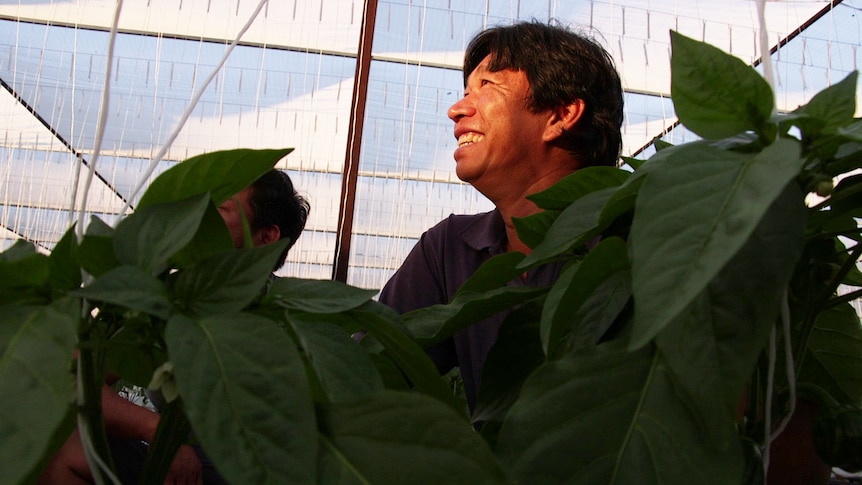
top-left (447, 55), bottom-right (554, 200)
top-left (217, 187), bottom-right (256, 249)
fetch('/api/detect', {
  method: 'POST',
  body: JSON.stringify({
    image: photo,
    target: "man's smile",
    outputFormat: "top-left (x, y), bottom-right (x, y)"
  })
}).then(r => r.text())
top-left (457, 132), bottom-right (484, 147)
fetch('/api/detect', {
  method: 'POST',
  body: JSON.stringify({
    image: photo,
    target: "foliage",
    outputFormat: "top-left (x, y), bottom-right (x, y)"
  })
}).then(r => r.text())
top-left (0, 148), bottom-right (502, 485)
top-left (2, 32), bottom-right (862, 484)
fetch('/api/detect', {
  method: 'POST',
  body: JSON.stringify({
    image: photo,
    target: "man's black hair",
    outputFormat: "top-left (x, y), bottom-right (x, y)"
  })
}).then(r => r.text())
top-left (247, 169), bottom-right (310, 270)
top-left (463, 20), bottom-right (624, 167)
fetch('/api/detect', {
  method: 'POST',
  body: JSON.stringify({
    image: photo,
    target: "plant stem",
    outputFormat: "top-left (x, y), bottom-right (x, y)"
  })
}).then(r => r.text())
top-left (828, 288), bottom-right (862, 308)
top-left (795, 242), bottom-right (862, 374)
top-left (138, 398), bottom-right (192, 485)
top-left (77, 325), bottom-right (118, 484)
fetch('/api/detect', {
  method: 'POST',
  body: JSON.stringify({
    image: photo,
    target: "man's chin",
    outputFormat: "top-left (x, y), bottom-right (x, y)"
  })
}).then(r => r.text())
top-left (454, 163), bottom-right (476, 184)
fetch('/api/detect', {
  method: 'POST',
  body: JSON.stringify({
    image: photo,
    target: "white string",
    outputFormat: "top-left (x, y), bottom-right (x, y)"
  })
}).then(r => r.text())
top-left (63, 25), bottom-right (82, 227)
top-left (754, 1), bottom-right (792, 479)
top-left (73, 1), bottom-right (125, 479)
top-left (762, 289), bottom-right (797, 477)
top-left (76, 359), bottom-right (121, 485)
top-left (117, 0), bottom-right (270, 220)
top-left (755, 0), bottom-right (776, 106)
top-left (771, 290), bottom-right (797, 442)
top-left (75, 0), bottom-right (123, 241)
top-left (71, 0), bottom-right (266, 480)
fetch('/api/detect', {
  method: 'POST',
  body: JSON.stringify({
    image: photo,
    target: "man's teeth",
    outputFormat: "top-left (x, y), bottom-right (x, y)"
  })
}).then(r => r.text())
top-left (458, 133), bottom-right (484, 147)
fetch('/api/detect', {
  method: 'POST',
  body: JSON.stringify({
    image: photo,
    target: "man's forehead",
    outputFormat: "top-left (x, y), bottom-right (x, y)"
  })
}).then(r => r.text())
top-left (468, 55), bottom-right (495, 75)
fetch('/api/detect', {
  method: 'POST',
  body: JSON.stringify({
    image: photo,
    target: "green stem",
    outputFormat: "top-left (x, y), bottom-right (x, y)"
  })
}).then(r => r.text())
top-left (77, 325), bottom-right (117, 484)
top-left (138, 398), bottom-right (192, 485)
top-left (828, 288), bottom-right (862, 308)
top-left (795, 242), bottom-right (862, 375)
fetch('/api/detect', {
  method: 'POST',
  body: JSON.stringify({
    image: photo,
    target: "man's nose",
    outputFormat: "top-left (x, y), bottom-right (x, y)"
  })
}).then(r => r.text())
top-left (447, 96), bottom-right (472, 122)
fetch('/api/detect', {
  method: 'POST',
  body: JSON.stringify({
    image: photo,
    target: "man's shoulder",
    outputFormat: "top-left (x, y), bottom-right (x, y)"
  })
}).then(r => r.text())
top-left (427, 210), bottom-right (499, 235)
top-left (422, 209), bottom-right (503, 253)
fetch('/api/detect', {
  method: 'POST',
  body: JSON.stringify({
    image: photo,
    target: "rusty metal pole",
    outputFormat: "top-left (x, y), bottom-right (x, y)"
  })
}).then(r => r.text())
top-left (332, 0), bottom-right (378, 283)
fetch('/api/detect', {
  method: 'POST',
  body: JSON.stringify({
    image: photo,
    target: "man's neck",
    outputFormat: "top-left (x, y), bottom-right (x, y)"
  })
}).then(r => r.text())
top-left (493, 164), bottom-right (577, 255)
top-left (498, 195), bottom-right (543, 256)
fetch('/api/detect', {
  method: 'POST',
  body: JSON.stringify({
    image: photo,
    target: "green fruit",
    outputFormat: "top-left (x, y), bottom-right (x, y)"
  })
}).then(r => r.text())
top-left (815, 179), bottom-right (834, 197)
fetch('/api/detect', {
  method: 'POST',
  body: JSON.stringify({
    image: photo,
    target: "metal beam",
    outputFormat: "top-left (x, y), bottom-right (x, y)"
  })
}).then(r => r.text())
top-left (332, 0), bottom-right (378, 283)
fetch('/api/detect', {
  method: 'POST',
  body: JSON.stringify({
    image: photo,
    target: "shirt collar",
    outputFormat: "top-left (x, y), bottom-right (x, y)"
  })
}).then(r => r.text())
top-left (460, 209), bottom-right (507, 255)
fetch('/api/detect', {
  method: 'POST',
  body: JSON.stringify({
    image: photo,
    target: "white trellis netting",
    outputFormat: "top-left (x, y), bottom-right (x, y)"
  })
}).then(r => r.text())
top-left (0, 0), bottom-right (859, 291)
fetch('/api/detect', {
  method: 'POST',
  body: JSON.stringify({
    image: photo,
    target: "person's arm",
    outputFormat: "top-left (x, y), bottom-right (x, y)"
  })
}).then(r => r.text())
top-left (39, 382), bottom-right (203, 485)
top-left (100, 384), bottom-right (160, 441)
top-left (101, 385), bottom-right (203, 485)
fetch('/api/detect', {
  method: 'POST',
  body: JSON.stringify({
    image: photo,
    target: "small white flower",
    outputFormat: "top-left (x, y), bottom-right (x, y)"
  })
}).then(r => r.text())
top-left (148, 362), bottom-right (178, 403)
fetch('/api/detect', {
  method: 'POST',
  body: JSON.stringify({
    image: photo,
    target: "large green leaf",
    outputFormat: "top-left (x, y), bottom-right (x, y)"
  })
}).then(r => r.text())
top-left (137, 148), bottom-right (292, 209)
top-left (169, 202), bottom-right (237, 269)
top-left (366, 253), bottom-right (538, 382)
top-left (103, 317), bottom-right (168, 388)
top-left (540, 237), bottom-right (629, 356)
top-left (454, 252), bottom-right (528, 296)
top-left (566, 269), bottom-right (632, 352)
top-left (291, 300), bottom-right (400, 342)
top-left (359, 311), bottom-right (465, 414)
top-left (527, 166), bottom-right (631, 211)
top-left (49, 226), bottom-right (83, 294)
top-left (0, 300), bottom-right (78, 485)
top-left (518, 187), bottom-right (618, 268)
top-left (670, 31), bottom-right (774, 139)
top-left (401, 285), bottom-right (548, 348)
top-left (513, 210), bottom-right (560, 250)
top-left (629, 138), bottom-right (803, 349)
top-left (77, 216), bottom-right (119, 278)
top-left (837, 119), bottom-right (862, 143)
top-left (798, 303), bottom-right (862, 404)
top-left (825, 138), bottom-right (862, 179)
top-left (268, 277), bottom-right (378, 314)
top-left (73, 265), bottom-right (173, 319)
top-left (473, 302), bottom-right (544, 427)
top-left (396, 251), bottom-right (540, 352)
top-left (797, 71), bottom-right (858, 133)
top-left (166, 312), bottom-right (316, 484)
top-left (655, 182), bottom-right (807, 448)
top-left (0, 239), bottom-right (50, 290)
top-left (495, 341), bottom-right (744, 484)
top-left (286, 315), bottom-right (384, 402)
top-left (171, 239), bottom-right (288, 316)
top-left (316, 391), bottom-right (508, 484)
top-left (113, 193), bottom-right (211, 274)
top-left (597, 172), bottom-right (645, 228)
top-left (829, 173), bottom-right (862, 221)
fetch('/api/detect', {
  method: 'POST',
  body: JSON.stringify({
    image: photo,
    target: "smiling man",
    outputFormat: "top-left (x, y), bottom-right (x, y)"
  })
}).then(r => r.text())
top-left (378, 21), bottom-right (624, 413)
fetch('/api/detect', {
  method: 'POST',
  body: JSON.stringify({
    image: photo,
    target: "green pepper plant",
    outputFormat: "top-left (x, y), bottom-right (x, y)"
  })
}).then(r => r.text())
top-left (2, 32), bottom-right (861, 485)
top-left (0, 148), bottom-right (504, 485)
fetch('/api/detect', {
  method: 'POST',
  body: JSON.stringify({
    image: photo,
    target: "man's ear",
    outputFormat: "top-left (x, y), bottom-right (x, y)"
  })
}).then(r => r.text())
top-left (253, 225), bottom-right (281, 247)
top-left (543, 99), bottom-right (586, 142)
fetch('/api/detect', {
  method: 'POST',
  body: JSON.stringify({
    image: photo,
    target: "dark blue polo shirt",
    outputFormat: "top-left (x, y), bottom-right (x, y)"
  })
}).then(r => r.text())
top-left (379, 209), bottom-right (562, 412)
